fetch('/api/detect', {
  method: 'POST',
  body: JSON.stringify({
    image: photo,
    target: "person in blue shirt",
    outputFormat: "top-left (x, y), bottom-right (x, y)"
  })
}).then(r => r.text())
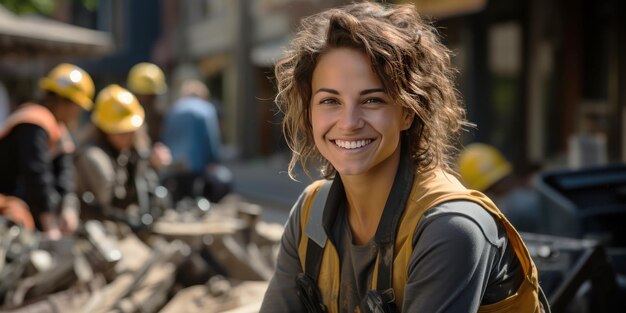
top-left (161, 79), bottom-right (231, 203)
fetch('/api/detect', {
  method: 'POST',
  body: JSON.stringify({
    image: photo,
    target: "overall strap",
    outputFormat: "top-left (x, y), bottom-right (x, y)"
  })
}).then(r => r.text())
top-left (303, 180), bottom-right (332, 279)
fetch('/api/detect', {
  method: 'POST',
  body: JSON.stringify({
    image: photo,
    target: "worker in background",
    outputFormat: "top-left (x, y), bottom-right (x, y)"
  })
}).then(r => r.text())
top-left (457, 143), bottom-right (542, 232)
top-left (127, 62), bottom-right (167, 143)
top-left (127, 62), bottom-right (172, 172)
top-left (75, 84), bottom-right (167, 230)
top-left (0, 63), bottom-right (94, 238)
top-left (161, 79), bottom-right (232, 203)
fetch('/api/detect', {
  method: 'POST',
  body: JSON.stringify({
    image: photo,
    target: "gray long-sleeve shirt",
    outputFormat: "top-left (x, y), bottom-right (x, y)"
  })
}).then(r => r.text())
top-left (260, 195), bottom-right (523, 313)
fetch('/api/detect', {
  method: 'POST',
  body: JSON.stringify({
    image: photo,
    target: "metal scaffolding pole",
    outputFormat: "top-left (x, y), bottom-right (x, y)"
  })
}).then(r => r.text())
top-left (235, 0), bottom-right (259, 158)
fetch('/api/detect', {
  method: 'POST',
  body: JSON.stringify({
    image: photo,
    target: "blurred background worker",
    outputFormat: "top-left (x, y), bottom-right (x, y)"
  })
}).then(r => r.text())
top-left (457, 143), bottom-right (543, 232)
top-left (75, 84), bottom-right (166, 230)
top-left (0, 63), bottom-right (94, 238)
top-left (127, 62), bottom-right (167, 142)
top-left (127, 62), bottom-right (172, 172)
top-left (161, 79), bottom-right (232, 204)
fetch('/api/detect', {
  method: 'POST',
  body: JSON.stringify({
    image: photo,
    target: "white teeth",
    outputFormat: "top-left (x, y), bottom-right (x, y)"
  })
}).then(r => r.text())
top-left (335, 139), bottom-right (372, 149)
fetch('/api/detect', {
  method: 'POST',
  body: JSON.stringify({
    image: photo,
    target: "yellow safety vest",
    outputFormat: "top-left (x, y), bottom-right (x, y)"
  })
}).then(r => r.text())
top-left (298, 169), bottom-right (544, 313)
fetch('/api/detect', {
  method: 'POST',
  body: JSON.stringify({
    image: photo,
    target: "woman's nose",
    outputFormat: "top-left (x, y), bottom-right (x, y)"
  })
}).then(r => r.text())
top-left (337, 103), bottom-right (364, 130)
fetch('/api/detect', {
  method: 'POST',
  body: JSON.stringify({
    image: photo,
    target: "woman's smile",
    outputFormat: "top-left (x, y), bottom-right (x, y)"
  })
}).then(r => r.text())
top-left (332, 138), bottom-right (374, 150)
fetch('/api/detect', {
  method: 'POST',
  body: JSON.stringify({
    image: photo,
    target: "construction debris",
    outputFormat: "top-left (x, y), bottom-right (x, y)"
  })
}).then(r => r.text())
top-left (0, 195), bottom-right (283, 313)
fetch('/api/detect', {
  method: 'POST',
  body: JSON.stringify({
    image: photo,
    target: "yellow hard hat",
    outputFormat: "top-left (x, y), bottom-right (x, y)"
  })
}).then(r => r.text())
top-left (127, 62), bottom-right (167, 95)
top-left (92, 84), bottom-right (145, 134)
top-left (457, 143), bottom-right (512, 192)
top-left (39, 63), bottom-right (95, 110)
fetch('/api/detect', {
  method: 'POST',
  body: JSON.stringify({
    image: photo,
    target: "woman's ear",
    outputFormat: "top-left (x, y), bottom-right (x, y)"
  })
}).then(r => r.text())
top-left (402, 109), bottom-right (415, 131)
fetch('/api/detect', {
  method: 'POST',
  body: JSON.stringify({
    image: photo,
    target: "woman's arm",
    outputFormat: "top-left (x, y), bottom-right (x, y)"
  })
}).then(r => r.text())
top-left (402, 201), bottom-right (504, 313)
top-left (260, 193), bottom-right (307, 312)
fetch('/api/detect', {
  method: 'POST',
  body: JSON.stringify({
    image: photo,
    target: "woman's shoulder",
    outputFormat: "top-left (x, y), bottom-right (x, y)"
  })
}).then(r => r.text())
top-left (418, 200), bottom-right (504, 248)
top-left (289, 179), bottom-right (328, 215)
top-left (285, 179), bottom-right (332, 229)
top-left (302, 179), bottom-right (331, 193)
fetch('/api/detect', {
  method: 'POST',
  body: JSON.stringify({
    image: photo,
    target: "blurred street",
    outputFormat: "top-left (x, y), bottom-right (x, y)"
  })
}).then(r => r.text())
top-left (227, 153), bottom-right (311, 225)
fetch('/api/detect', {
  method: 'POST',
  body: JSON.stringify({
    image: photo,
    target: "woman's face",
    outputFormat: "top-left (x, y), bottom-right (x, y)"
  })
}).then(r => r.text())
top-left (310, 48), bottom-right (413, 178)
top-left (106, 131), bottom-right (135, 151)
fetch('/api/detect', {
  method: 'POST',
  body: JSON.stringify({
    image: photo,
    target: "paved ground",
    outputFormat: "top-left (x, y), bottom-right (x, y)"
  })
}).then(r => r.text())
top-left (225, 154), bottom-right (316, 225)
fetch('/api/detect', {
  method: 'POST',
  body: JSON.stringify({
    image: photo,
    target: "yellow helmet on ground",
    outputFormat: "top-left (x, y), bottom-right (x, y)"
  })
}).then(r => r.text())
top-left (127, 62), bottom-right (167, 95)
top-left (39, 63), bottom-right (95, 110)
top-left (92, 84), bottom-right (145, 134)
top-left (457, 143), bottom-right (512, 192)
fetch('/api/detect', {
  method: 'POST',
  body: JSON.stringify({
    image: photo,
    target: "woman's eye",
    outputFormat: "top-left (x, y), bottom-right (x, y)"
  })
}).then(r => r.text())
top-left (363, 97), bottom-right (385, 104)
top-left (320, 98), bottom-right (338, 105)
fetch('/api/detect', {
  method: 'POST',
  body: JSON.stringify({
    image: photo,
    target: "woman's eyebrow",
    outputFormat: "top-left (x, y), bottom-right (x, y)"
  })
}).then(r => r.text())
top-left (360, 88), bottom-right (385, 95)
top-left (313, 88), bottom-right (339, 95)
top-left (313, 87), bottom-right (385, 95)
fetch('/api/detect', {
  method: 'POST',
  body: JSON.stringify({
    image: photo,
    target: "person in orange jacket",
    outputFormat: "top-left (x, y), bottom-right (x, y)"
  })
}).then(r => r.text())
top-left (0, 63), bottom-right (94, 238)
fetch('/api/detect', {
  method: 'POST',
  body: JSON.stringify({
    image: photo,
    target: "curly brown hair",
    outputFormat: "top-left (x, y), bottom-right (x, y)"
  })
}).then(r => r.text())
top-left (275, 1), bottom-right (469, 179)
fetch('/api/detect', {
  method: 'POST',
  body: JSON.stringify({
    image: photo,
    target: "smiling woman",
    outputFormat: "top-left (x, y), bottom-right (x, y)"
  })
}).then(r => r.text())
top-left (310, 48), bottom-right (412, 182)
top-left (261, 1), bottom-right (547, 313)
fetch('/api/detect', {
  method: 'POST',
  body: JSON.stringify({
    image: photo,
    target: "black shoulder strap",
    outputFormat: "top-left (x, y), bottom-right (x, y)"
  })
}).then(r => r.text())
top-left (374, 147), bottom-right (414, 291)
top-left (305, 237), bottom-right (324, 279)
